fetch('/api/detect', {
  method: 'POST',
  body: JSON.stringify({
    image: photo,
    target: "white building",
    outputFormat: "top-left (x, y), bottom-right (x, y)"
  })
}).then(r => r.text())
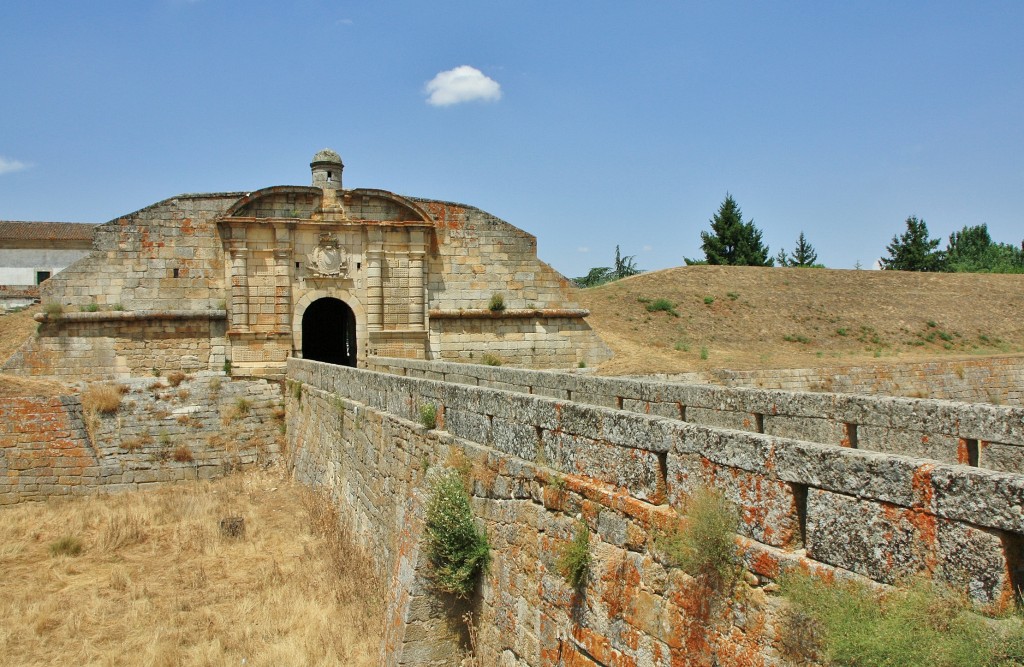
top-left (0, 221), bottom-right (96, 285)
top-left (0, 221), bottom-right (96, 309)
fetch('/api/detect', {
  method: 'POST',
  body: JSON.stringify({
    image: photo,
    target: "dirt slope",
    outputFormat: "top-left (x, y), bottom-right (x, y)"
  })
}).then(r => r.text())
top-left (577, 265), bottom-right (1024, 376)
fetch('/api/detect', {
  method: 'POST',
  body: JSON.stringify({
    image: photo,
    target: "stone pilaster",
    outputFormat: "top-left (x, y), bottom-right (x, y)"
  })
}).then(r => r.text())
top-left (228, 239), bottom-right (249, 332)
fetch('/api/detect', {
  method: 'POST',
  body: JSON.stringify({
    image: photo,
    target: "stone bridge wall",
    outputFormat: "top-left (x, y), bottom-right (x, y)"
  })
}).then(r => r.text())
top-left (367, 357), bottom-right (1024, 473)
top-left (0, 374), bottom-right (281, 505)
top-left (287, 358), bottom-right (1024, 667)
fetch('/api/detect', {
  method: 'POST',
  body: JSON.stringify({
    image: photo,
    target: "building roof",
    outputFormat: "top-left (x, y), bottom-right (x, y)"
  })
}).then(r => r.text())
top-left (0, 221), bottom-right (97, 243)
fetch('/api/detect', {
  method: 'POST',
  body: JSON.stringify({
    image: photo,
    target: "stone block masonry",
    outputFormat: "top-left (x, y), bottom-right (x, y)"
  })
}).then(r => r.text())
top-left (0, 373), bottom-right (281, 504)
top-left (367, 356), bottom-right (1024, 474)
top-left (288, 358), bottom-right (1024, 666)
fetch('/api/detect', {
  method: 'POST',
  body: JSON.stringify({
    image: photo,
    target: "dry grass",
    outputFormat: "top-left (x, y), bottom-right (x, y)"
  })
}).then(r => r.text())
top-left (81, 382), bottom-right (125, 414)
top-left (0, 468), bottom-right (383, 666)
top-left (578, 265), bottom-right (1024, 375)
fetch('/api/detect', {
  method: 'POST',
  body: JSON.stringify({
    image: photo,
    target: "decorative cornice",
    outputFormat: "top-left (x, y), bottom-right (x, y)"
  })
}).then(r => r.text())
top-left (428, 308), bottom-right (590, 320)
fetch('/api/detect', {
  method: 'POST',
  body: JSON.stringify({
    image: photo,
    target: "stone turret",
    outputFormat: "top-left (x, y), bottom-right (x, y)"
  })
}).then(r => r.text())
top-left (311, 149), bottom-right (343, 191)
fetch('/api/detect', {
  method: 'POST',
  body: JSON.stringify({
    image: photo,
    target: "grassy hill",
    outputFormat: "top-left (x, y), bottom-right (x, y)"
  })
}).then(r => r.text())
top-left (577, 265), bottom-right (1024, 376)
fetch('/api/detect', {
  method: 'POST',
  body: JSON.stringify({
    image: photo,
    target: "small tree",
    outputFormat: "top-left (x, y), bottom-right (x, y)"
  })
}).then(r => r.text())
top-left (574, 246), bottom-right (642, 287)
top-left (777, 232), bottom-right (820, 267)
top-left (694, 194), bottom-right (773, 266)
top-left (880, 216), bottom-right (945, 272)
top-left (613, 245), bottom-right (641, 279)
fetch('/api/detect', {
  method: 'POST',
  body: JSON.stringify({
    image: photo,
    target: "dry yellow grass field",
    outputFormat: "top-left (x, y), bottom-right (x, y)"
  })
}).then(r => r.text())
top-left (577, 265), bottom-right (1024, 375)
top-left (0, 469), bottom-right (383, 666)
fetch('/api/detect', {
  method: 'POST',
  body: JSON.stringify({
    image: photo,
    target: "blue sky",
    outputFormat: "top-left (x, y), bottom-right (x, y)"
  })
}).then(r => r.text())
top-left (2, 1), bottom-right (1022, 277)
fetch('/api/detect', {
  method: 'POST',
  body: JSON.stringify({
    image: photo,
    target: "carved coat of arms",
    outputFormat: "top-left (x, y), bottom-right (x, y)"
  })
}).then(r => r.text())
top-left (306, 236), bottom-right (349, 277)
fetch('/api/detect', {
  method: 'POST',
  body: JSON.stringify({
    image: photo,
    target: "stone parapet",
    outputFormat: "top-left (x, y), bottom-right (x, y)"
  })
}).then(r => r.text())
top-left (367, 356), bottom-right (1024, 472)
top-left (288, 357), bottom-right (1024, 666)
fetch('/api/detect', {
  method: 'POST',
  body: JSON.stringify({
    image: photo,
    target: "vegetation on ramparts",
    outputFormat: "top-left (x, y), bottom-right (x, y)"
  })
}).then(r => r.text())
top-left (425, 468), bottom-right (491, 598)
top-left (779, 572), bottom-right (1024, 666)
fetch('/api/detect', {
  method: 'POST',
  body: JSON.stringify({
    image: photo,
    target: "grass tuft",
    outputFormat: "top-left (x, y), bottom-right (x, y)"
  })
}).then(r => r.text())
top-left (42, 301), bottom-right (64, 317)
top-left (488, 293), bottom-right (506, 312)
top-left (49, 536), bottom-right (83, 557)
top-left (556, 518), bottom-right (591, 589)
top-left (481, 353), bottom-right (503, 367)
top-left (646, 298), bottom-right (680, 317)
top-left (419, 403), bottom-right (437, 430)
top-left (81, 383), bottom-right (124, 415)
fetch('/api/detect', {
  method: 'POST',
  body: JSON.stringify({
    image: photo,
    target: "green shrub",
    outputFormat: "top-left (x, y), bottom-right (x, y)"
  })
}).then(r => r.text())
top-left (656, 487), bottom-right (738, 589)
top-left (81, 302), bottom-right (99, 312)
top-left (726, 292), bottom-right (739, 300)
top-left (556, 518), bottom-right (591, 589)
top-left (927, 320), bottom-right (938, 328)
top-left (43, 302), bottom-right (63, 317)
top-left (419, 403), bottom-right (437, 430)
top-left (481, 353), bottom-right (502, 367)
top-left (836, 327), bottom-right (848, 336)
top-left (783, 334), bottom-right (812, 344)
top-left (577, 360), bottom-right (586, 368)
top-left (223, 359), bottom-right (232, 374)
top-left (111, 303), bottom-right (125, 311)
top-left (49, 536), bottom-right (83, 557)
top-left (235, 398), bottom-right (251, 416)
top-left (700, 346), bottom-right (709, 360)
top-left (779, 572), bottom-right (1024, 667)
top-left (488, 293), bottom-right (506, 312)
top-left (646, 298), bottom-right (680, 317)
top-left (703, 296), bottom-right (715, 305)
top-left (674, 340), bottom-right (690, 352)
top-left (424, 469), bottom-right (491, 598)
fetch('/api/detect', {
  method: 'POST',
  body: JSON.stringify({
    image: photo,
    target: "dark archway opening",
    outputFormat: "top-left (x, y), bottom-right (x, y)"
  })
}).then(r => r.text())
top-left (302, 297), bottom-right (357, 367)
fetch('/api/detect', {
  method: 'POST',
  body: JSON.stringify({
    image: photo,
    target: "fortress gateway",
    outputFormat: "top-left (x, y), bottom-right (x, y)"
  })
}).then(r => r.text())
top-left (5, 150), bottom-right (610, 379)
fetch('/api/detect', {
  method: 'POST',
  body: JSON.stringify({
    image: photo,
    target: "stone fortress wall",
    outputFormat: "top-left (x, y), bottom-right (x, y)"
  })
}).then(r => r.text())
top-left (288, 357), bottom-right (1024, 666)
top-left (0, 373), bottom-right (281, 505)
top-left (2, 151), bottom-right (611, 381)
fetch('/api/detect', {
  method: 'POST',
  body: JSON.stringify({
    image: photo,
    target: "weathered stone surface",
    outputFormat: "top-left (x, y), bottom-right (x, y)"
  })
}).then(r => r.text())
top-left (805, 489), bottom-right (1012, 604)
top-left (667, 453), bottom-right (800, 547)
top-left (287, 358), bottom-right (1024, 666)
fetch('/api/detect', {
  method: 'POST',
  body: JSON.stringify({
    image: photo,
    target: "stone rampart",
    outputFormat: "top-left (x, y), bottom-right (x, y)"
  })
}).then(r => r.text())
top-left (288, 358), bottom-right (1024, 666)
top-left (367, 356), bottom-right (1024, 473)
top-left (4, 311), bottom-right (228, 380)
top-left (0, 373), bottom-right (281, 504)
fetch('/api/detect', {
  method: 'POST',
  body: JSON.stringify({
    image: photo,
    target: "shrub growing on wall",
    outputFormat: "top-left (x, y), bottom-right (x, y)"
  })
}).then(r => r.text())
top-left (657, 486), bottom-right (739, 589)
top-left (425, 469), bottom-right (491, 598)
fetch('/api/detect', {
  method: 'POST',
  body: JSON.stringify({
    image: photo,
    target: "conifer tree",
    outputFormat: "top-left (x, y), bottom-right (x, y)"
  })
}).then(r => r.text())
top-left (696, 194), bottom-right (773, 266)
top-left (880, 216), bottom-right (944, 272)
top-left (777, 231), bottom-right (820, 267)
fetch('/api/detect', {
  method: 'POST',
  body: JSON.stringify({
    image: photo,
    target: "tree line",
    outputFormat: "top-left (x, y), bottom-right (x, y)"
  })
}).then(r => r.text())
top-left (574, 193), bottom-right (1024, 285)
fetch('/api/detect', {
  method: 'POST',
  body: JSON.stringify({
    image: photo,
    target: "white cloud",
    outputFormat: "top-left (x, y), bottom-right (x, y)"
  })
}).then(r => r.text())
top-left (642, 245), bottom-right (653, 252)
top-left (336, 18), bottom-right (353, 25)
top-left (425, 66), bottom-right (502, 106)
top-left (0, 156), bottom-right (28, 175)
top-left (577, 246), bottom-right (590, 253)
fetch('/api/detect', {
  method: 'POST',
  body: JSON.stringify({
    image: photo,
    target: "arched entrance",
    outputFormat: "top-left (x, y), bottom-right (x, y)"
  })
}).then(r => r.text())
top-left (301, 297), bottom-right (357, 367)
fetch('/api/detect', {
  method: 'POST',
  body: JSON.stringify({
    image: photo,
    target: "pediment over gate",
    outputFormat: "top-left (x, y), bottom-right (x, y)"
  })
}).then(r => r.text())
top-left (221, 185), bottom-right (434, 225)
